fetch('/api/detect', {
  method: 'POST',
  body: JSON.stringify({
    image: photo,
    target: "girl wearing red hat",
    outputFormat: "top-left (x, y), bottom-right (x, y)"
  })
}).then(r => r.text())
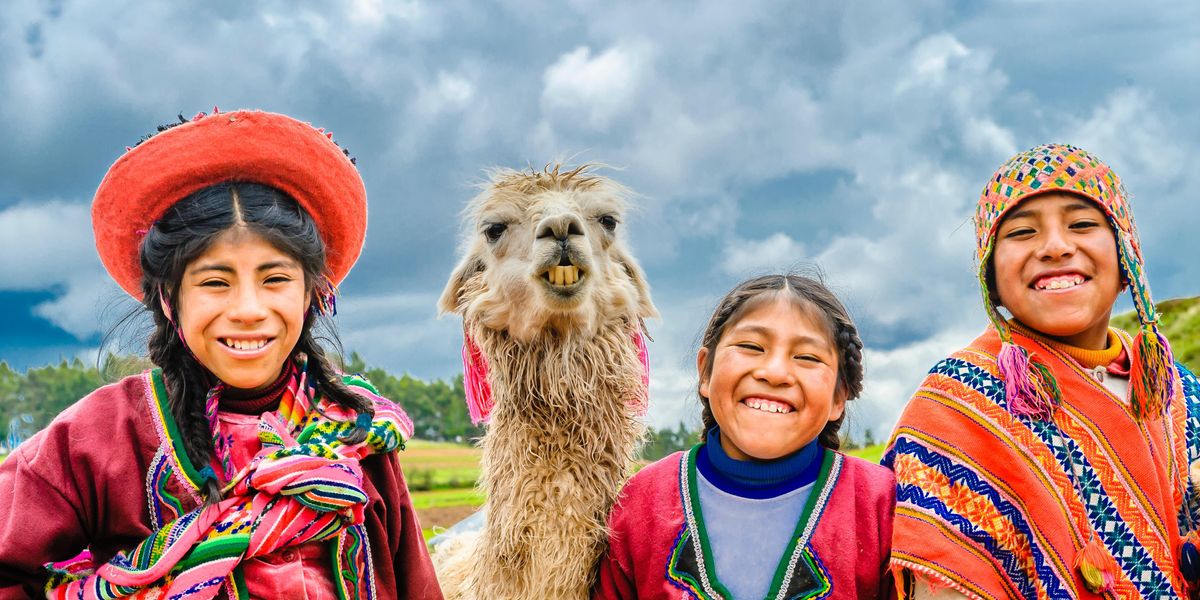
top-left (0, 110), bottom-right (442, 600)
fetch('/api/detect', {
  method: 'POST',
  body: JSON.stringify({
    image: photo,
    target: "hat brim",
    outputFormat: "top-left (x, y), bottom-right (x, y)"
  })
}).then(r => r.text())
top-left (93, 110), bottom-right (366, 298)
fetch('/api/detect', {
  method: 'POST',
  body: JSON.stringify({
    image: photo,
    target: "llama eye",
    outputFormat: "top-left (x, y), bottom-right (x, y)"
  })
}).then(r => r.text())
top-left (597, 215), bottom-right (618, 232)
top-left (484, 222), bottom-right (507, 243)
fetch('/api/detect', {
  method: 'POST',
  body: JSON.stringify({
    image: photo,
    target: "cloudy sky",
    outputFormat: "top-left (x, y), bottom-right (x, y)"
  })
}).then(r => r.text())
top-left (3, 0), bottom-right (1198, 440)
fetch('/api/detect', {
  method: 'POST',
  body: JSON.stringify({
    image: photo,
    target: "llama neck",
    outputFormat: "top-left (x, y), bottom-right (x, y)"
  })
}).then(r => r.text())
top-left (460, 318), bottom-right (647, 599)
top-left (472, 319), bottom-right (646, 423)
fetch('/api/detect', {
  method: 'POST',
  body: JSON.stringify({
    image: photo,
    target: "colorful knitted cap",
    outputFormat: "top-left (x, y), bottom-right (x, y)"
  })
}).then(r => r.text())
top-left (975, 143), bottom-right (1174, 421)
top-left (93, 109), bottom-right (367, 298)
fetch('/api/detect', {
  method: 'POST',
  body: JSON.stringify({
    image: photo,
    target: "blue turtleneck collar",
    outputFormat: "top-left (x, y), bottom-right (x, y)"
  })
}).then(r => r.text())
top-left (696, 427), bottom-right (824, 499)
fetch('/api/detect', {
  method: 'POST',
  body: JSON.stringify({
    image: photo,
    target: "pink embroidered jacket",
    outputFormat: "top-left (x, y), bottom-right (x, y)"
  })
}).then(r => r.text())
top-left (0, 372), bottom-right (442, 600)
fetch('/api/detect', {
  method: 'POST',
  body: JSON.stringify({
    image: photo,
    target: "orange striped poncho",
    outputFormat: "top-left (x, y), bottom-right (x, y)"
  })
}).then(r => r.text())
top-left (884, 327), bottom-right (1200, 599)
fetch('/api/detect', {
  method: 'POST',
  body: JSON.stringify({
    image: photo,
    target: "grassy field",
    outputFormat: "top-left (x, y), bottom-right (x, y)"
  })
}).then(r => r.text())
top-left (397, 439), bottom-right (483, 491)
top-left (846, 443), bottom-right (886, 464)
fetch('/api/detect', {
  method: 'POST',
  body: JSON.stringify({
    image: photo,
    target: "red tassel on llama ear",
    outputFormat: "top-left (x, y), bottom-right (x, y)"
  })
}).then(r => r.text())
top-left (462, 333), bottom-right (493, 424)
top-left (997, 342), bottom-right (1058, 420)
top-left (1075, 535), bottom-right (1116, 593)
top-left (1128, 326), bottom-right (1176, 420)
top-left (627, 328), bottom-right (650, 416)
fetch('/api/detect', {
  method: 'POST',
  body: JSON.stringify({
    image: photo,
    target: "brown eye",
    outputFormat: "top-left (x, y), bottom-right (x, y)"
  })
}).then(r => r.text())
top-left (598, 215), bottom-right (618, 232)
top-left (484, 222), bottom-right (507, 243)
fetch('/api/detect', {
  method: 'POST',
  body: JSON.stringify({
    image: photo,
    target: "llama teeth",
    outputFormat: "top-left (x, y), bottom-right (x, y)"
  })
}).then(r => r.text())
top-left (546, 265), bottom-right (583, 286)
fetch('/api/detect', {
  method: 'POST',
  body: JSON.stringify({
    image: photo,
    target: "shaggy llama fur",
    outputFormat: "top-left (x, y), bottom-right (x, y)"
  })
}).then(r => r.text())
top-left (435, 164), bottom-right (657, 599)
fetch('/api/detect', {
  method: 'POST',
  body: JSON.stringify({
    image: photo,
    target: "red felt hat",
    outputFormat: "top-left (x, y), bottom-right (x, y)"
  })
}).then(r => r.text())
top-left (92, 109), bottom-right (367, 298)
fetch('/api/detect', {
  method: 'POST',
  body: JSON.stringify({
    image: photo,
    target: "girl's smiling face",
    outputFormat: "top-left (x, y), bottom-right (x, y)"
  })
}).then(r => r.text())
top-left (698, 295), bottom-right (845, 461)
top-left (176, 227), bottom-right (310, 391)
top-left (992, 191), bottom-right (1122, 350)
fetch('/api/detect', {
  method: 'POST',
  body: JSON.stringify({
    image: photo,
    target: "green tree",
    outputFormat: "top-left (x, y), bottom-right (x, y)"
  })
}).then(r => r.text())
top-left (17, 358), bottom-right (107, 430)
top-left (639, 422), bottom-right (699, 461)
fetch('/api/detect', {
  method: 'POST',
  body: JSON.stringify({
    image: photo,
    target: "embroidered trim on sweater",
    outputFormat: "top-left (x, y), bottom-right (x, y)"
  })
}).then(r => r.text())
top-left (668, 444), bottom-right (839, 600)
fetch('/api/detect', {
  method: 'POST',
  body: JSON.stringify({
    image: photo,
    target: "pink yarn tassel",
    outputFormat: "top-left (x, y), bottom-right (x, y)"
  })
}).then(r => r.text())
top-left (997, 342), bottom-right (1054, 420)
top-left (462, 335), bottom-right (493, 424)
top-left (628, 329), bottom-right (651, 416)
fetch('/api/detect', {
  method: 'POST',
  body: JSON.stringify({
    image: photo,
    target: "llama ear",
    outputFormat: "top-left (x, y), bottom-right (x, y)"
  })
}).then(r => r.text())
top-left (439, 255), bottom-right (485, 316)
top-left (616, 253), bottom-right (659, 320)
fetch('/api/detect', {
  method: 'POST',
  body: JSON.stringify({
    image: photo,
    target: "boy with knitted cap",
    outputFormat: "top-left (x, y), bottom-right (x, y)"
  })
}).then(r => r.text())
top-left (884, 144), bottom-right (1200, 598)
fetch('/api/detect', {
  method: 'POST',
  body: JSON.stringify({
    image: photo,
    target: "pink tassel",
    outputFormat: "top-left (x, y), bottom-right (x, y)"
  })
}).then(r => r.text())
top-left (462, 335), bottom-right (493, 424)
top-left (997, 342), bottom-right (1055, 419)
top-left (998, 343), bottom-right (1036, 416)
top-left (627, 329), bottom-right (650, 416)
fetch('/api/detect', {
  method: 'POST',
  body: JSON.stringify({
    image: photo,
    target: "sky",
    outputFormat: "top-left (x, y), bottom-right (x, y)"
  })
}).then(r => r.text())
top-left (2, 0), bottom-right (1198, 441)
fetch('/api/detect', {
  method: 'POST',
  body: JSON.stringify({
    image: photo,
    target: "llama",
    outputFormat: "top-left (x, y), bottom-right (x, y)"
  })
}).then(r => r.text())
top-left (435, 163), bottom-right (657, 599)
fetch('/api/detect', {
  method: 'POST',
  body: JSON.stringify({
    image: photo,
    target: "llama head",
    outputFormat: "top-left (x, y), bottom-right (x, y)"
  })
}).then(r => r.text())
top-left (440, 163), bottom-right (657, 340)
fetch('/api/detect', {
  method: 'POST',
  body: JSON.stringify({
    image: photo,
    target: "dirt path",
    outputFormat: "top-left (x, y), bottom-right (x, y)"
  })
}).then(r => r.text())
top-left (417, 505), bottom-right (480, 531)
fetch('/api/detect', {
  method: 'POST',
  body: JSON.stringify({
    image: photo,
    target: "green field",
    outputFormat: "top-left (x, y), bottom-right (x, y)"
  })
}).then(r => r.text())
top-left (397, 439), bottom-right (483, 491)
top-left (845, 443), bottom-right (886, 464)
top-left (411, 487), bottom-right (486, 510)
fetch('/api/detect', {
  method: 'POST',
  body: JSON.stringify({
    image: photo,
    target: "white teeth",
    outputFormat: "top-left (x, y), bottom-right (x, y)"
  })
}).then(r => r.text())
top-left (225, 338), bottom-right (268, 350)
top-left (1038, 275), bottom-right (1085, 290)
top-left (745, 399), bottom-right (790, 414)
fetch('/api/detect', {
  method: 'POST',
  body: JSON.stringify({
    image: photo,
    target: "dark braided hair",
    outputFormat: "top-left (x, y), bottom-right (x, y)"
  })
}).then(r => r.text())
top-left (141, 182), bottom-right (373, 504)
top-left (696, 273), bottom-right (864, 450)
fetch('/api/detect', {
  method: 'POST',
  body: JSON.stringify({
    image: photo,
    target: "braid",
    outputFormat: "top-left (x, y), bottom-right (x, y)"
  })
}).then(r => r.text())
top-left (835, 321), bottom-right (864, 400)
top-left (146, 290), bottom-right (223, 505)
top-left (818, 319), bottom-right (864, 450)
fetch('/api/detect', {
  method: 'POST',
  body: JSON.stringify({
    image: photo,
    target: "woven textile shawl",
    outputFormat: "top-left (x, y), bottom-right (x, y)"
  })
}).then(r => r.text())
top-left (44, 368), bottom-right (413, 600)
top-left (885, 328), bottom-right (1200, 599)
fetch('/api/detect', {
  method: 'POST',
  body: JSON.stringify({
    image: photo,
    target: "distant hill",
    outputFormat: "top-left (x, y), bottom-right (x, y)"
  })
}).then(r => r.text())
top-left (1111, 296), bottom-right (1199, 372)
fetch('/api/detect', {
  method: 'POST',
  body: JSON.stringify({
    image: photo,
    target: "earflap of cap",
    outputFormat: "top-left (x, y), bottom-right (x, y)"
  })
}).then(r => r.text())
top-left (1115, 229), bottom-right (1176, 420)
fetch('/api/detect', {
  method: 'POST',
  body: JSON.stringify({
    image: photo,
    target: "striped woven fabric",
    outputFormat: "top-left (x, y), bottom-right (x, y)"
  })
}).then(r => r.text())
top-left (44, 369), bottom-right (413, 600)
top-left (885, 327), bottom-right (1200, 599)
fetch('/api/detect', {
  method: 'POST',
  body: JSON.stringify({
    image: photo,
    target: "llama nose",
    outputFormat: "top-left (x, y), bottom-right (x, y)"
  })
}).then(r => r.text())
top-left (536, 214), bottom-right (585, 242)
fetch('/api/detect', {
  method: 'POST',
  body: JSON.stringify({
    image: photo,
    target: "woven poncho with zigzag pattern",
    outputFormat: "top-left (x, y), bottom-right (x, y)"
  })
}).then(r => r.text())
top-left (43, 368), bottom-right (413, 600)
top-left (884, 327), bottom-right (1200, 599)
